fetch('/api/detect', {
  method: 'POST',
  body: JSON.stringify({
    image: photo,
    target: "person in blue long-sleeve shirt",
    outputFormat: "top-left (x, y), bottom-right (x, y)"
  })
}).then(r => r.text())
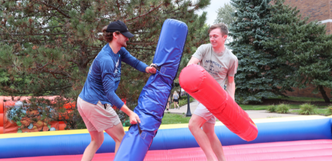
top-left (77, 20), bottom-right (157, 161)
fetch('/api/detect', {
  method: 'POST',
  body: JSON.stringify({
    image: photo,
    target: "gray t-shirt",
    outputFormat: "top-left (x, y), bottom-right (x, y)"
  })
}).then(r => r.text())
top-left (192, 44), bottom-right (238, 87)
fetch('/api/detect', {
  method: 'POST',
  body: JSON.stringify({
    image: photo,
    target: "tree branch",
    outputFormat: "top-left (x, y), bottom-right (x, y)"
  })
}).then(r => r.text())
top-left (126, 3), bottom-right (163, 22)
top-left (0, 33), bottom-right (68, 36)
top-left (39, 1), bottom-right (71, 18)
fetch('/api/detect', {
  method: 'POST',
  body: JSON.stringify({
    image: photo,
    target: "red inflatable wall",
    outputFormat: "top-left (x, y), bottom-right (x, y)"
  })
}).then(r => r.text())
top-left (179, 64), bottom-right (258, 141)
top-left (0, 99), bottom-right (3, 134)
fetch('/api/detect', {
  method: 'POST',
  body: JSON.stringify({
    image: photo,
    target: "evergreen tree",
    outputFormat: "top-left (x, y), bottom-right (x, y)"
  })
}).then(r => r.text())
top-left (264, 0), bottom-right (332, 103)
top-left (229, 0), bottom-right (288, 104)
top-left (0, 0), bottom-right (210, 106)
top-left (0, 0), bottom-right (211, 129)
top-left (0, 68), bottom-right (33, 95)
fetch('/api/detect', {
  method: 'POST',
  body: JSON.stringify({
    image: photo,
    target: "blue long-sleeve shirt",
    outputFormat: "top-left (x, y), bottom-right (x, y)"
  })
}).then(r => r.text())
top-left (79, 44), bottom-right (148, 109)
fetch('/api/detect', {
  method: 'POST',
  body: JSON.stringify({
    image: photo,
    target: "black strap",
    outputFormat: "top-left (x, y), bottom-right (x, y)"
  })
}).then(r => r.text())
top-left (150, 64), bottom-right (160, 71)
top-left (137, 122), bottom-right (142, 134)
top-left (128, 119), bottom-right (142, 134)
top-left (104, 104), bottom-right (107, 109)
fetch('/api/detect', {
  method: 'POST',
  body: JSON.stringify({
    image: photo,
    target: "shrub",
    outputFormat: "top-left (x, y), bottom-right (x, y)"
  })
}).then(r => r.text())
top-left (6, 97), bottom-right (83, 132)
top-left (327, 105), bottom-right (332, 115)
top-left (276, 104), bottom-right (290, 113)
top-left (298, 103), bottom-right (317, 115)
top-left (267, 105), bottom-right (276, 113)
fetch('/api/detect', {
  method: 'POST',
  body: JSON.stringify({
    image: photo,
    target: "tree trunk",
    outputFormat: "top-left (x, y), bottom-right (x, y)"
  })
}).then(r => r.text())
top-left (318, 85), bottom-right (330, 103)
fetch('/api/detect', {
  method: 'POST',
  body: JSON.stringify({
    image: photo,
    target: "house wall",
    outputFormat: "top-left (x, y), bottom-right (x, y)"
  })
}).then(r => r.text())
top-left (284, 0), bottom-right (332, 34)
top-left (285, 86), bottom-right (332, 99)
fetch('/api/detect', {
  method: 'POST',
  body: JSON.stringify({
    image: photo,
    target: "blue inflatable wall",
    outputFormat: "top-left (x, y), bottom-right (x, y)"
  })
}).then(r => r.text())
top-left (0, 116), bottom-right (331, 159)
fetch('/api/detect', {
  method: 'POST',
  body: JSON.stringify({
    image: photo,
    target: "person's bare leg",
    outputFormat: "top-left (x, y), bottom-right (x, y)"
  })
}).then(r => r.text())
top-left (81, 131), bottom-right (104, 161)
top-left (188, 114), bottom-right (216, 161)
top-left (104, 123), bottom-right (125, 154)
top-left (203, 122), bottom-right (226, 161)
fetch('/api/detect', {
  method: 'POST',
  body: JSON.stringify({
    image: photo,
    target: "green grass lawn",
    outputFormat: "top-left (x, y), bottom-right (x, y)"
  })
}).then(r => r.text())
top-left (282, 96), bottom-right (325, 102)
top-left (239, 96), bottom-right (331, 115)
top-left (239, 104), bottom-right (307, 110)
top-left (240, 104), bottom-right (331, 116)
top-left (161, 112), bottom-right (191, 124)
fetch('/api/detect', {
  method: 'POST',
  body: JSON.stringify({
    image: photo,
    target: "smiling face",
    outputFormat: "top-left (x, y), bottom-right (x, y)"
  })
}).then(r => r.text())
top-left (209, 28), bottom-right (227, 49)
top-left (114, 33), bottom-right (129, 47)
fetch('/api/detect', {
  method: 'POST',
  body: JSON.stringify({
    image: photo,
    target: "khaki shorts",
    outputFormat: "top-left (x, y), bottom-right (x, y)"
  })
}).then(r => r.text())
top-left (193, 102), bottom-right (216, 124)
top-left (77, 97), bottom-right (121, 132)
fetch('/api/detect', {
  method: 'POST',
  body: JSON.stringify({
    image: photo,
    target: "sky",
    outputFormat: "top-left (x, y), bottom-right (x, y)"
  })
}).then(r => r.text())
top-left (195, 0), bottom-right (231, 25)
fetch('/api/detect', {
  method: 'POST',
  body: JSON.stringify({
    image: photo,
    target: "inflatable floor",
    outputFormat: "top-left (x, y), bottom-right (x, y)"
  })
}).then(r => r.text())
top-left (0, 116), bottom-right (331, 160)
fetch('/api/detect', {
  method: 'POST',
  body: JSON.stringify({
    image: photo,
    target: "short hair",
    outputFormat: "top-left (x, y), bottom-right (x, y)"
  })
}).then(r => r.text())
top-left (102, 25), bottom-right (120, 42)
top-left (208, 23), bottom-right (228, 36)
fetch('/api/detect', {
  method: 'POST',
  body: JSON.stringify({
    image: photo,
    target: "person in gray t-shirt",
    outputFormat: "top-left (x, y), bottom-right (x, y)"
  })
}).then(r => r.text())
top-left (187, 23), bottom-right (238, 161)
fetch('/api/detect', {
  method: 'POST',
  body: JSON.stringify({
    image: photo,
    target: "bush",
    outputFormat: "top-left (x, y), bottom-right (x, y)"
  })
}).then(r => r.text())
top-left (327, 105), bottom-right (332, 115)
top-left (267, 105), bottom-right (276, 113)
top-left (298, 103), bottom-right (317, 115)
top-left (276, 104), bottom-right (290, 113)
top-left (6, 97), bottom-right (84, 132)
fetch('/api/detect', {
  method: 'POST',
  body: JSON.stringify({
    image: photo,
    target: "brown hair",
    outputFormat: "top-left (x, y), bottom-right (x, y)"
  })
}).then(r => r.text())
top-left (208, 23), bottom-right (228, 36)
top-left (102, 25), bottom-right (120, 42)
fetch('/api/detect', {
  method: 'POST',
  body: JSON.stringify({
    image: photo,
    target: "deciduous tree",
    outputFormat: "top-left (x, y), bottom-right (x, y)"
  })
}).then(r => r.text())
top-left (214, 3), bottom-right (236, 26)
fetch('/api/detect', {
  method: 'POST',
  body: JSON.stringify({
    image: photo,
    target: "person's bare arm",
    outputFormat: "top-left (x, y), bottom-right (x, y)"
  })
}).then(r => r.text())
top-left (120, 104), bottom-right (140, 124)
top-left (226, 76), bottom-right (236, 100)
top-left (187, 57), bottom-right (200, 66)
